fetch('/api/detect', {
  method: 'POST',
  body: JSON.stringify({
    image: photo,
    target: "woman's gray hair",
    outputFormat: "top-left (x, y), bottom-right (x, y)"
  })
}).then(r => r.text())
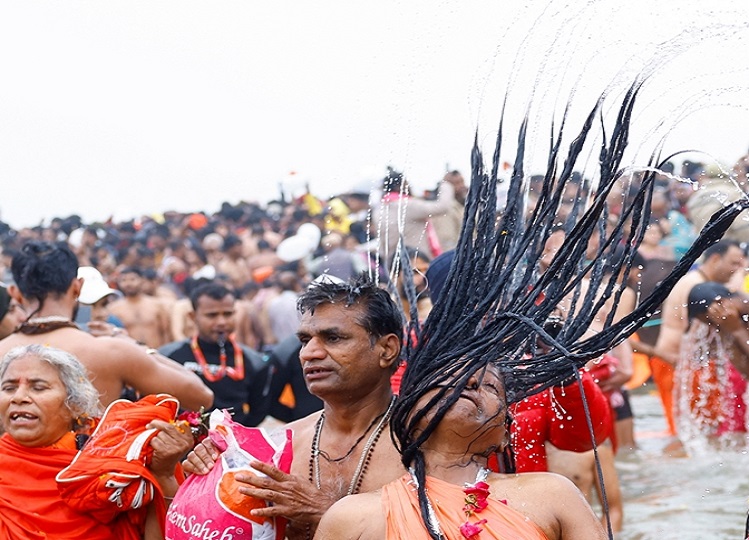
top-left (0, 344), bottom-right (101, 420)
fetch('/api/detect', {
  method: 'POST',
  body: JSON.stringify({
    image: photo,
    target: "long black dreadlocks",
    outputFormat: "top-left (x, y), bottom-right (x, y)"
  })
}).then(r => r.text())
top-left (390, 80), bottom-right (749, 540)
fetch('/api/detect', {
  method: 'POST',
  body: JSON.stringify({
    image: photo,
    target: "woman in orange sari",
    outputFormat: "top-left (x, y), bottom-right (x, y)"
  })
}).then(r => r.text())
top-left (0, 344), bottom-right (193, 539)
top-left (315, 364), bottom-right (605, 540)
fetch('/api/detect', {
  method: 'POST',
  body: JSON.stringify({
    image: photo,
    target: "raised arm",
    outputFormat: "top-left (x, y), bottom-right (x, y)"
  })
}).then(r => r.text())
top-left (103, 337), bottom-right (213, 410)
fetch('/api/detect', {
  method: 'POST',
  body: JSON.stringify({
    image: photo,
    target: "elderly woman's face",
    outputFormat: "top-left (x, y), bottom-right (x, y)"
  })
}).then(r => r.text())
top-left (417, 364), bottom-right (509, 454)
top-left (0, 355), bottom-right (74, 447)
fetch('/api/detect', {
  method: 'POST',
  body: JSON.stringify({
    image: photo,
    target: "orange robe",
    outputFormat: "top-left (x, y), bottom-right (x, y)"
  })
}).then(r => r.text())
top-left (382, 474), bottom-right (549, 540)
top-left (0, 432), bottom-right (141, 540)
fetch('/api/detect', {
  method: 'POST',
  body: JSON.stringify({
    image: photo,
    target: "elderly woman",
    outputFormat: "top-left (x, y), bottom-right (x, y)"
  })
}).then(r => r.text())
top-left (315, 362), bottom-right (606, 539)
top-left (0, 344), bottom-right (193, 539)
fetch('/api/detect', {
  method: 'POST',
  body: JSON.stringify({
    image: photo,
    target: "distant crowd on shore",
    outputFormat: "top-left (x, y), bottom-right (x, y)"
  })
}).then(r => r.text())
top-left (4, 151), bottom-right (749, 537)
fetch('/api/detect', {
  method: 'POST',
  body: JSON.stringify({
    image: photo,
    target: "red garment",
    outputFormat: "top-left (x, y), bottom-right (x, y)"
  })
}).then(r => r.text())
top-left (681, 354), bottom-right (748, 436)
top-left (382, 474), bottom-right (549, 539)
top-left (390, 362), bottom-right (406, 395)
top-left (0, 432), bottom-right (141, 540)
top-left (509, 372), bottom-right (612, 472)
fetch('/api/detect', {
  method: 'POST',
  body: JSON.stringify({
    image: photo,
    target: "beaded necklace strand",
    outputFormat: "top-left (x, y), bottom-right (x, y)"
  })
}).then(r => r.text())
top-left (309, 396), bottom-right (396, 495)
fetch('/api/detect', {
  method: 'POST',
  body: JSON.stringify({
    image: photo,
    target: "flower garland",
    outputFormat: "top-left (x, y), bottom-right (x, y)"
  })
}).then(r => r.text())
top-left (459, 474), bottom-right (491, 539)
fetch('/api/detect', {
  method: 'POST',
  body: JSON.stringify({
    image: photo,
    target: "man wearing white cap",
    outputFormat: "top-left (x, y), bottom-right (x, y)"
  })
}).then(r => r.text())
top-left (76, 266), bottom-right (126, 337)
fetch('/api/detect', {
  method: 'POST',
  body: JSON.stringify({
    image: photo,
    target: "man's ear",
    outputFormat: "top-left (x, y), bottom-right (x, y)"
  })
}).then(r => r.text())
top-left (8, 284), bottom-right (23, 304)
top-left (70, 277), bottom-right (84, 299)
top-left (377, 333), bottom-right (402, 369)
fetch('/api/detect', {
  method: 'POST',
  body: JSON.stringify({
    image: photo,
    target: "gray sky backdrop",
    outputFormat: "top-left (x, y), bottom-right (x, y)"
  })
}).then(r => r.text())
top-left (1, 1), bottom-right (749, 228)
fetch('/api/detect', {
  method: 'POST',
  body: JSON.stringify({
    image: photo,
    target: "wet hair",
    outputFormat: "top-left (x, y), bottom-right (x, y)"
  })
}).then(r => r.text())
top-left (11, 241), bottom-right (78, 313)
top-left (190, 282), bottom-right (234, 311)
top-left (687, 282), bottom-right (736, 321)
top-left (297, 273), bottom-right (404, 345)
top-left (382, 166), bottom-right (405, 193)
top-left (390, 81), bottom-right (749, 540)
top-left (0, 345), bottom-right (101, 421)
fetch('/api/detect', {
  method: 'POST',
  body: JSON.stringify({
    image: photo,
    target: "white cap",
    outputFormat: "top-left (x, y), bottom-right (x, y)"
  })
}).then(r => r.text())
top-left (77, 266), bottom-right (121, 305)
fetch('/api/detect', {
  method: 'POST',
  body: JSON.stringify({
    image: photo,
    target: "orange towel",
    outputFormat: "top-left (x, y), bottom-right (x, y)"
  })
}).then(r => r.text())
top-left (56, 394), bottom-right (180, 535)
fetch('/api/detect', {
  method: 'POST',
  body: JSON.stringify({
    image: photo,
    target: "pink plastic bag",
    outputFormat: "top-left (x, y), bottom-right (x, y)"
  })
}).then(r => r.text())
top-left (166, 411), bottom-right (293, 540)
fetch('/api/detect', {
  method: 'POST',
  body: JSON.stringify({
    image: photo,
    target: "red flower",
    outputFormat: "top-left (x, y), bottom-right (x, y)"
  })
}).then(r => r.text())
top-left (177, 410), bottom-right (202, 427)
top-left (459, 519), bottom-right (487, 539)
top-left (176, 408), bottom-right (210, 444)
top-left (463, 481), bottom-right (490, 514)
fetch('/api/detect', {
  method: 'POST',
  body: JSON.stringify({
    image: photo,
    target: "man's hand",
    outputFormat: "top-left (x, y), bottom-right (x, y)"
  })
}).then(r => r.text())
top-left (707, 302), bottom-right (743, 333)
top-left (236, 461), bottom-right (338, 526)
top-left (147, 419), bottom-right (195, 478)
top-left (88, 320), bottom-right (128, 338)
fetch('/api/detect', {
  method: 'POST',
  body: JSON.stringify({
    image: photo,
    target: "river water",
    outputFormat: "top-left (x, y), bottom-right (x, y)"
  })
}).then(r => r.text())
top-left (614, 387), bottom-right (749, 540)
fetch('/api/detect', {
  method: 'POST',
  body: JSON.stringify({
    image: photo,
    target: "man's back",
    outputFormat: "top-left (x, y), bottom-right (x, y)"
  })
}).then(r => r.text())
top-left (656, 270), bottom-right (705, 362)
top-left (0, 327), bottom-right (212, 409)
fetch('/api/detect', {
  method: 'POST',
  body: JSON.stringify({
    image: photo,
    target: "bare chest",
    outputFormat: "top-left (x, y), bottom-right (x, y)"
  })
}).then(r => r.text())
top-left (290, 427), bottom-right (404, 500)
top-left (112, 300), bottom-right (161, 326)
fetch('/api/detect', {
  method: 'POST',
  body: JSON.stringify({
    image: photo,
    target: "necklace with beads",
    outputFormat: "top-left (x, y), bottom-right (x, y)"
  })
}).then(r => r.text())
top-left (190, 334), bottom-right (245, 382)
top-left (309, 396), bottom-right (396, 496)
top-left (17, 315), bottom-right (78, 335)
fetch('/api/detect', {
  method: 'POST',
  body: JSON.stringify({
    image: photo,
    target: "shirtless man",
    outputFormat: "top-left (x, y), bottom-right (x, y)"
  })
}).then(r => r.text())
top-left (109, 266), bottom-right (173, 348)
top-left (0, 241), bottom-right (213, 410)
top-left (185, 275), bottom-right (405, 539)
top-left (217, 235), bottom-right (252, 290)
top-left (546, 442), bottom-right (623, 533)
top-left (653, 239), bottom-right (745, 436)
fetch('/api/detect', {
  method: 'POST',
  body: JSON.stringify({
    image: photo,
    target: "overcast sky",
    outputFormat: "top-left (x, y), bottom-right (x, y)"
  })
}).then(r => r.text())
top-left (1, 1), bottom-right (748, 228)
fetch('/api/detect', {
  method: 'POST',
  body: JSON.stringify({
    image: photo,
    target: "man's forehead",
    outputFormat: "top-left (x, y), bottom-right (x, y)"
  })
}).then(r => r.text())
top-left (196, 295), bottom-right (235, 311)
top-left (299, 303), bottom-right (365, 327)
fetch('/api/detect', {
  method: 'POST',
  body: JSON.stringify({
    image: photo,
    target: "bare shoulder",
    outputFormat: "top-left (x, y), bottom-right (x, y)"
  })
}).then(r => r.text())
top-left (492, 470), bottom-right (580, 499)
top-left (489, 472), bottom-right (606, 540)
top-left (283, 411), bottom-right (321, 441)
top-left (315, 491), bottom-right (383, 540)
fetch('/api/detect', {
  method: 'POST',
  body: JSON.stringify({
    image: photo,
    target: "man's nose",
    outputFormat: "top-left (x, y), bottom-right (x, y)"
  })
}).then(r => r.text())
top-left (300, 337), bottom-right (326, 361)
top-left (215, 314), bottom-right (232, 327)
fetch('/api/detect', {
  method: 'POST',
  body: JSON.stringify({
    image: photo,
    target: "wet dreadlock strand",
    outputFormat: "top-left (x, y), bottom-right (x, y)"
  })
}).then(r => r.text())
top-left (390, 79), bottom-right (749, 540)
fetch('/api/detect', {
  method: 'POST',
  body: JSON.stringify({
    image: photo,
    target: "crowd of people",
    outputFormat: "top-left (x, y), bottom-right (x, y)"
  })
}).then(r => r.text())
top-left (2, 145), bottom-right (749, 539)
